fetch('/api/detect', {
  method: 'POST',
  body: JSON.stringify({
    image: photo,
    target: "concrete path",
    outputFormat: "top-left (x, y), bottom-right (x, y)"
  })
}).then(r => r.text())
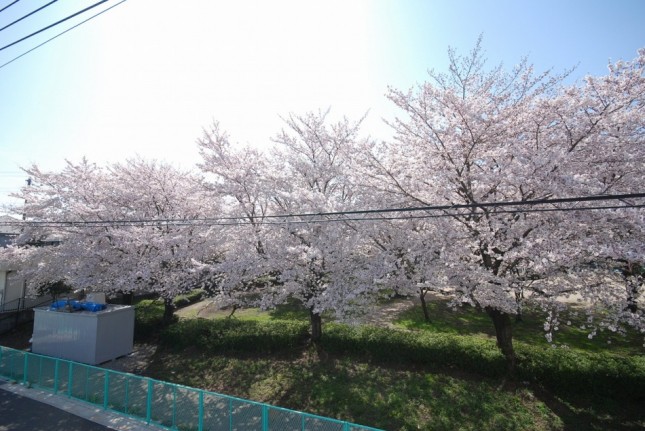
top-left (0, 380), bottom-right (162, 431)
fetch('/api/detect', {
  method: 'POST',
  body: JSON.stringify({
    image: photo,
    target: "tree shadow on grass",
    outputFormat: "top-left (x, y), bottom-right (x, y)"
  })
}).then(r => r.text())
top-left (272, 357), bottom-right (564, 431)
top-left (530, 385), bottom-right (645, 431)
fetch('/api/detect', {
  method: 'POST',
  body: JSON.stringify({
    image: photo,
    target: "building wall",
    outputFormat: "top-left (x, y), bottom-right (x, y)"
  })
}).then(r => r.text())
top-left (0, 271), bottom-right (25, 311)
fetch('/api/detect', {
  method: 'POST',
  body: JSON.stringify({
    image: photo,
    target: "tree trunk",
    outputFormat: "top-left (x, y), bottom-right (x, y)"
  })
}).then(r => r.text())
top-left (309, 309), bottom-right (322, 343)
top-left (486, 308), bottom-right (516, 378)
top-left (626, 281), bottom-right (639, 313)
top-left (419, 288), bottom-right (431, 322)
top-left (163, 297), bottom-right (175, 325)
top-left (515, 290), bottom-right (524, 322)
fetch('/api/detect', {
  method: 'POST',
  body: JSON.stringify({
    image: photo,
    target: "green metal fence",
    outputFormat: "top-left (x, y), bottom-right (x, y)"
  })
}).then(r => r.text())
top-left (0, 346), bottom-right (383, 431)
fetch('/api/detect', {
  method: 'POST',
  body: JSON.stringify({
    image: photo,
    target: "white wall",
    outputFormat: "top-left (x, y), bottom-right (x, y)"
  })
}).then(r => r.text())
top-left (1, 271), bottom-right (25, 311)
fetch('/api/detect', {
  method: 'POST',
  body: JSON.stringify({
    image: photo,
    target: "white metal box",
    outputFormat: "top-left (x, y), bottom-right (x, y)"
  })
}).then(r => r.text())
top-left (32, 304), bottom-right (135, 365)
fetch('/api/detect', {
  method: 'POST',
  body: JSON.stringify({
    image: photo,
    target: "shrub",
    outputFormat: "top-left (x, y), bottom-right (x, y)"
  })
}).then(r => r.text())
top-left (134, 299), bottom-right (165, 340)
top-left (322, 324), bottom-right (506, 377)
top-left (161, 318), bottom-right (309, 354)
top-left (516, 344), bottom-right (645, 400)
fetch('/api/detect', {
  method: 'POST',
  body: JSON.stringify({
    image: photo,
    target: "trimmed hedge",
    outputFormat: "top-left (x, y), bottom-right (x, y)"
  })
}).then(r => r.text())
top-left (516, 344), bottom-right (645, 400)
top-left (161, 318), bottom-right (309, 354)
top-left (134, 299), bottom-right (165, 340)
top-left (321, 324), bottom-right (506, 376)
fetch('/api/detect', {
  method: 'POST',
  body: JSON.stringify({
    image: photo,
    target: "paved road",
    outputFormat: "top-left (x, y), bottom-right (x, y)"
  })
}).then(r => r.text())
top-left (0, 385), bottom-right (112, 431)
top-left (0, 381), bottom-right (161, 431)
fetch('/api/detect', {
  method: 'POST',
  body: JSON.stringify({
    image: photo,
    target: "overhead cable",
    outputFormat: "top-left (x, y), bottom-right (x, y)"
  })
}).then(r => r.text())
top-left (20, 203), bottom-right (645, 230)
top-left (0, 1), bottom-right (20, 14)
top-left (0, 0), bottom-right (58, 33)
top-left (0, 0), bottom-right (109, 52)
top-left (0, 0), bottom-right (126, 69)
top-left (5, 193), bottom-right (644, 228)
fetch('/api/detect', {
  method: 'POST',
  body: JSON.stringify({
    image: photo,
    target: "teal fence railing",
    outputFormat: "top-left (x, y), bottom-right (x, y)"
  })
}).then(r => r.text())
top-left (0, 346), bottom-right (382, 431)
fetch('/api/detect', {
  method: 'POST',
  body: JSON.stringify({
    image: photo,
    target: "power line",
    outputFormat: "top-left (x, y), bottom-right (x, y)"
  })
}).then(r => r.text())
top-left (0, 0), bottom-right (58, 33)
top-left (4, 193), bottom-right (644, 228)
top-left (0, 0), bottom-right (109, 52)
top-left (0, 1), bottom-right (20, 14)
top-left (295, 193), bottom-right (645, 218)
top-left (0, 0), bottom-right (126, 69)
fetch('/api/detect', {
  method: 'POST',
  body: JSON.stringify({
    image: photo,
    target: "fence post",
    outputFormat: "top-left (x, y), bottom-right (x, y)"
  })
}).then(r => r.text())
top-left (146, 379), bottom-right (153, 424)
top-left (262, 405), bottom-right (268, 431)
top-left (198, 390), bottom-right (204, 431)
top-left (124, 377), bottom-right (130, 414)
top-left (84, 365), bottom-right (89, 401)
top-left (54, 359), bottom-right (59, 394)
top-left (172, 385), bottom-right (177, 428)
top-left (68, 362), bottom-right (73, 397)
top-left (104, 371), bottom-right (109, 409)
top-left (22, 352), bottom-right (28, 385)
top-left (229, 398), bottom-right (233, 431)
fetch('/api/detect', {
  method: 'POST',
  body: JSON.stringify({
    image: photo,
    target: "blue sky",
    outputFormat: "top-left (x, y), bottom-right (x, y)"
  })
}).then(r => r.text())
top-left (1, 0), bottom-right (644, 212)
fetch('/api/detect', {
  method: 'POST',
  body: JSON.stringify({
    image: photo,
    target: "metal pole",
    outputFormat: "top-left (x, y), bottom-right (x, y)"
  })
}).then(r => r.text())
top-left (146, 379), bottom-right (153, 424)
top-left (198, 390), bottom-right (204, 431)
top-left (262, 405), bottom-right (268, 431)
top-left (104, 371), bottom-right (110, 409)
top-left (53, 359), bottom-right (59, 394)
top-left (68, 362), bottom-right (73, 397)
top-left (22, 352), bottom-right (27, 385)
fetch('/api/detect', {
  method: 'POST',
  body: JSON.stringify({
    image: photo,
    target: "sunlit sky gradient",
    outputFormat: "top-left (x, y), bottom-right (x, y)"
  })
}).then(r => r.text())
top-left (1, 0), bottom-right (644, 212)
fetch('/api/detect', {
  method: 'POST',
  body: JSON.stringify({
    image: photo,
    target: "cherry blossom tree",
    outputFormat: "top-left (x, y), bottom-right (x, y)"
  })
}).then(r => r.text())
top-left (267, 111), bottom-right (380, 341)
top-left (357, 39), bottom-right (645, 374)
top-left (197, 122), bottom-right (278, 309)
top-left (12, 158), bottom-right (218, 322)
top-left (198, 112), bottom-right (381, 341)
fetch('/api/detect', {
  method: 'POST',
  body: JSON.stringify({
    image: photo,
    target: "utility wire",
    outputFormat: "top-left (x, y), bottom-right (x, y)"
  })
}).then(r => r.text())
top-left (291, 193), bottom-right (645, 218)
top-left (0, 0), bottom-right (58, 33)
top-left (0, 1), bottom-right (20, 14)
top-left (0, 0), bottom-right (126, 69)
top-left (22, 203), bottom-right (645, 229)
top-left (0, 0), bottom-right (108, 52)
top-left (4, 193), bottom-right (644, 228)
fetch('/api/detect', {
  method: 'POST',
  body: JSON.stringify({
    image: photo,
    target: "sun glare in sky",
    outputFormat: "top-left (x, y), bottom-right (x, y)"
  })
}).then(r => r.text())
top-left (1, 0), bottom-right (644, 211)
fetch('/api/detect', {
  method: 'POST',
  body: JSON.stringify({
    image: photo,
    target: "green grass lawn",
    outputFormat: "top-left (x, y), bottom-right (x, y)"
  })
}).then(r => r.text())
top-left (136, 297), bottom-right (645, 431)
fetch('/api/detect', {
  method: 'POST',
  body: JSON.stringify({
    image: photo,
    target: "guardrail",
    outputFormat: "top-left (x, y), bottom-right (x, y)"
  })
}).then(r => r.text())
top-left (0, 296), bottom-right (52, 313)
top-left (0, 346), bottom-right (383, 431)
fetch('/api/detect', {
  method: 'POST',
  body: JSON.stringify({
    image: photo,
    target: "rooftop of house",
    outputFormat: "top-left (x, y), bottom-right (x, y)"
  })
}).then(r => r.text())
top-left (0, 215), bottom-right (21, 235)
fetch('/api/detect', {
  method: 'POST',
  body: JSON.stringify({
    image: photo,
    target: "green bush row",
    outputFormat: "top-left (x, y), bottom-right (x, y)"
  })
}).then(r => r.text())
top-left (161, 318), bottom-right (309, 354)
top-left (134, 299), bottom-right (165, 340)
top-left (322, 323), bottom-right (506, 376)
top-left (516, 344), bottom-right (645, 400)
